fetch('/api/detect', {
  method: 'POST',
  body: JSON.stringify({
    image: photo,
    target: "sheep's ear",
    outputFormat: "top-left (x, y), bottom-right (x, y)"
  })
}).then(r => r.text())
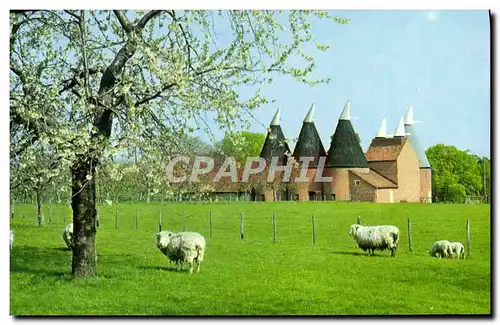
top-left (354, 225), bottom-right (360, 230)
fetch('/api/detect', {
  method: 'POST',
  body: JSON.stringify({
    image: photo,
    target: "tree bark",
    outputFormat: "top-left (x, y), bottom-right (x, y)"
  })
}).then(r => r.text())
top-left (36, 188), bottom-right (44, 226)
top-left (71, 156), bottom-right (97, 278)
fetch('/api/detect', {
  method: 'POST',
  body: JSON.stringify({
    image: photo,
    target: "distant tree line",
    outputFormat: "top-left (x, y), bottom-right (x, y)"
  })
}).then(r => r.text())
top-left (426, 144), bottom-right (490, 203)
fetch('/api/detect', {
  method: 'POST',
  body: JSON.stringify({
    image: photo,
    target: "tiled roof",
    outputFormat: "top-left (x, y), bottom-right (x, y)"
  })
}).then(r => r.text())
top-left (326, 119), bottom-right (368, 168)
top-left (260, 125), bottom-right (291, 165)
top-left (405, 124), bottom-right (431, 168)
top-left (293, 122), bottom-right (327, 168)
top-left (350, 169), bottom-right (398, 189)
top-left (365, 138), bottom-right (406, 162)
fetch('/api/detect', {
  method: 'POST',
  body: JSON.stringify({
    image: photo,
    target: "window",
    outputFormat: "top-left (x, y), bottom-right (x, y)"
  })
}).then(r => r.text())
top-left (354, 180), bottom-right (361, 187)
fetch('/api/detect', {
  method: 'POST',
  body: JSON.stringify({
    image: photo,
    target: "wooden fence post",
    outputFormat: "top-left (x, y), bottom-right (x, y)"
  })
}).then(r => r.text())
top-left (158, 210), bottom-right (162, 232)
top-left (407, 217), bottom-right (413, 252)
top-left (272, 213), bottom-right (277, 243)
top-left (115, 203), bottom-right (118, 229)
top-left (209, 210), bottom-right (212, 238)
top-left (182, 211), bottom-right (186, 232)
top-left (467, 219), bottom-right (471, 257)
top-left (240, 213), bottom-right (244, 240)
top-left (312, 215), bottom-right (316, 246)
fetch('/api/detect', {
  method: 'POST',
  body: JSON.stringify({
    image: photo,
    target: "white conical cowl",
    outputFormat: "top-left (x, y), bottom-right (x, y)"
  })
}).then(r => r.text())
top-left (270, 108), bottom-right (280, 126)
top-left (339, 101), bottom-right (350, 120)
top-left (375, 118), bottom-right (387, 138)
top-left (404, 106), bottom-right (414, 125)
top-left (304, 104), bottom-right (315, 123)
top-left (394, 116), bottom-right (406, 137)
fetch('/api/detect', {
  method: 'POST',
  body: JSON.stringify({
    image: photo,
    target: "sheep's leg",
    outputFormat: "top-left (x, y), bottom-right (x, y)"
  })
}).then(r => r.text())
top-left (196, 261), bottom-right (201, 273)
top-left (188, 261), bottom-right (194, 274)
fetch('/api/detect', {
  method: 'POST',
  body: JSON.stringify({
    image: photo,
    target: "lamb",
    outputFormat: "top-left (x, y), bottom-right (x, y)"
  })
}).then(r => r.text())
top-left (61, 223), bottom-right (74, 249)
top-left (449, 241), bottom-right (466, 260)
top-left (429, 240), bottom-right (453, 258)
top-left (155, 230), bottom-right (206, 274)
top-left (10, 230), bottom-right (13, 249)
top-left (349, 224), bottom-right (400, 257)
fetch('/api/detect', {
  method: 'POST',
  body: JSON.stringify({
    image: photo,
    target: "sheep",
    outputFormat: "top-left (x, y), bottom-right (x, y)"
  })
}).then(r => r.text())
top-left (10, 230), bottom-right (13, 249)
top-left (155, 231), bottom-right (180, 265)
top-left (450, 241), bottom-right (466, 260)
top-left (429, 240), bottom-right (453, 258)
top-left (349, 224), bottom-right (400, 257)
top-left (155, 230), bottom-right (206, 274)
top-left (61, 223), bottom-right (74, 249)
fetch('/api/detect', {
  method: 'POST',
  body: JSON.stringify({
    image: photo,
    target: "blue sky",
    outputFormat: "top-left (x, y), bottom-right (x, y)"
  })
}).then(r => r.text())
top-left (195, 10), bottom-right (490, 158)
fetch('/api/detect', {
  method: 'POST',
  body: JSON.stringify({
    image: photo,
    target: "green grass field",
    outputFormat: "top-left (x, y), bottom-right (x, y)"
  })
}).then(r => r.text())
top-left (9, 202), bottom-right (491, 315)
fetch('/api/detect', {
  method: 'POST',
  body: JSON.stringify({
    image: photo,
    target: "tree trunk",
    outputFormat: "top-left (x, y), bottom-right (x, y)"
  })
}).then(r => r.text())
top-left (36, 188), bottom-right (44, 226)
top-left (71, 157), bottom-right (97, 278)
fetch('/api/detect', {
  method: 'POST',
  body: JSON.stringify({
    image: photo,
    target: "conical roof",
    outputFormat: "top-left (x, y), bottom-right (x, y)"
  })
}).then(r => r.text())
top-left (326, 101), bottom-right (368, 168)
top-left (375, 118), bottom-right (387, 139)
top-left (394, 117), bottom-right (406, 138)
top-left (404, 107), bottom-right (431, 168)
top-left (292, 104), bottom-right (327, 168)
top-left (270, 108), bottom-right (280, 126)
top-left (260, 108), bottom-right (291, 165)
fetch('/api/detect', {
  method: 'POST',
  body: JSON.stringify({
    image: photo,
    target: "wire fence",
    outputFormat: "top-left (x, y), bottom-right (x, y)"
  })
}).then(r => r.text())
top-left (11, 192), bottom-right (491, 206)
top-left (10, 202), bottom-right (475, 258)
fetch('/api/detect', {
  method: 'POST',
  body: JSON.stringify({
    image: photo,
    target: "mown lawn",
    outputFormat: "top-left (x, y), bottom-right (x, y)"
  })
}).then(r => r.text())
top-left (9, 202), bottom-right (491, 315)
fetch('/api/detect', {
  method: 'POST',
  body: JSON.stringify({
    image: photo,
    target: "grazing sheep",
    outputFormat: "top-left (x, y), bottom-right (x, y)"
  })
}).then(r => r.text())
top-left (349, 224), bottom-right (400, 257)
top-left (155, 231), bottom-right (180, 265)
top-left (156, 231), bottom-right (206, 274)
top-left (429, 240), bottom-right (453, 258)
top-left (450, 241), bottom-right (466, 260)
top-left (10, 230), bottom-right (13, 249)
top-left (61, 223), bottom-right (73, 249)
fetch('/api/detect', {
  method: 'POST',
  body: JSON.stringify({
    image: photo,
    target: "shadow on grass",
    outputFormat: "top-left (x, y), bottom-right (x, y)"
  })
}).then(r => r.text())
top-left (330, 251), bottom-right (392, 258)
top-left (10, 246), bottom-right (71, 279)
top-left (52, 247), bottom-right (71, 252)
top-left (138, 265), bottom-right (186, 273)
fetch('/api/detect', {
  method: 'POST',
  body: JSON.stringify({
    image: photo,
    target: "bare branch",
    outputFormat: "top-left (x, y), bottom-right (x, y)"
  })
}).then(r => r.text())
top-left (136, 10), bottom-right (164, 29)
top-left (59, 67), bottom-right (104, 95)
top-left (78, 10), bottom-right (92, 99)
top-left (63, 10), bottom-right (80, 21)
top-left (113, 10), bottom-right (133, 33)
top-left (134, 83), bottom-right (177, 107)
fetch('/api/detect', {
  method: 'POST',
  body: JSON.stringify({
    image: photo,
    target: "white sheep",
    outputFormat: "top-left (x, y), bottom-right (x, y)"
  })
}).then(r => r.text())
top-left (10, 230), bottom-right (13, 249)
top-left (429, 240), bottom-right (453, 258)
top-left (155, 230), bottom-right (206, 274)
top-left (61, 223), bottom-right (73, 249)
top-left (450, 241), bottom-right (466, 260)
top-left (349, 224), bottom-right (400, 257)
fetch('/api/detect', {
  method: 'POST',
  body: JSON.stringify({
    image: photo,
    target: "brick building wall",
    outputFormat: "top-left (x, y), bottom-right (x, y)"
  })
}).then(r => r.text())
top-left (420, 168), bottom-right (432, 203)
top-left (375, 188), bottom-right (395, 203)
top-left (348, 172), bottom-right (376, 202)
top-left (367, 161), bottom-right (398, 184)
top-left (394, 142), bottom-right (421, 202)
